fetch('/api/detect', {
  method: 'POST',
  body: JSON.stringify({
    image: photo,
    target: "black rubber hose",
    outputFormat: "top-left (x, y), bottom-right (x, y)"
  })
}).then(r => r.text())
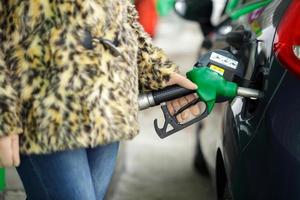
top-left (152, 85), bottom-right (196, 105)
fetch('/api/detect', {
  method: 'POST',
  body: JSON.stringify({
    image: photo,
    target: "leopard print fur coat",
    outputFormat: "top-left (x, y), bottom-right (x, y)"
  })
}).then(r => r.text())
top-left (0, 0), bottom-right (178, 154)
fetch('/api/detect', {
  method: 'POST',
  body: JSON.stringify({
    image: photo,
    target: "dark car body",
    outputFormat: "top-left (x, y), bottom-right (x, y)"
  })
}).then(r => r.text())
top-left (197, 0), bottom-right (300, 199)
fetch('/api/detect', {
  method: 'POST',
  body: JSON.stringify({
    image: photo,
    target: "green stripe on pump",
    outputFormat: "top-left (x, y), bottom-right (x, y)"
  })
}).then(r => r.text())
top-left (226, 0), bottom-right (240, 14)
top-left (230, 0), bottom-right (273, 20)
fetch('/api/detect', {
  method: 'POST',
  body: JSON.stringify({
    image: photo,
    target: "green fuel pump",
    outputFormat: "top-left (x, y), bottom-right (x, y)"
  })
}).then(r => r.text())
top-left (138, 50), bottom-right (263, 138)
top-left (157, 0), bottom-right (175, 16)
top-left (0, 168), bottom-right (5, 198)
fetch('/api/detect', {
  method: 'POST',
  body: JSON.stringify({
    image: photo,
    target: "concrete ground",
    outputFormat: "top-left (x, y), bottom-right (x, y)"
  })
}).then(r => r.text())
top-left (3, 12), bottom-right (219, 200)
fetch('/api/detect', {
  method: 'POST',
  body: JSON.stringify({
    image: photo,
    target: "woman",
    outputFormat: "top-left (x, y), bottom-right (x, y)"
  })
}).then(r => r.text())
top-left (0, 0), bottom-right (200, 199)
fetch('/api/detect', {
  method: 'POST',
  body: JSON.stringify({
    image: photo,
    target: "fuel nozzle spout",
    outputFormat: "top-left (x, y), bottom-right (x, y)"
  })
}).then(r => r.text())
top-left (237, 87), bottom-right (263, 99)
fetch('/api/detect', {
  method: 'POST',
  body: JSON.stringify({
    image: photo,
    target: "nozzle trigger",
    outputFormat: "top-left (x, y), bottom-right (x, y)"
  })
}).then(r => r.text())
top-left (154, 99), bottom-right (209, 138)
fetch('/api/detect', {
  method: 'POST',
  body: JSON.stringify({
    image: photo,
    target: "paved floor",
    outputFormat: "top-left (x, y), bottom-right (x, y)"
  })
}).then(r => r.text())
top-left (109, 111), bottom-right (215, 200)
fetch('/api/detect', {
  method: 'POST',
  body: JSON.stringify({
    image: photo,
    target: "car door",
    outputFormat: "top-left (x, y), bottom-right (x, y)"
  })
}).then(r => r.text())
top-left (221, 0), bottom-right (298, 199)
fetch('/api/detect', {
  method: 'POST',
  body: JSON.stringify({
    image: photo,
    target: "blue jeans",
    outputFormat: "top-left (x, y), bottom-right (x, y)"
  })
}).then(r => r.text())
top-left (16, 142), bottom-right (119, 200)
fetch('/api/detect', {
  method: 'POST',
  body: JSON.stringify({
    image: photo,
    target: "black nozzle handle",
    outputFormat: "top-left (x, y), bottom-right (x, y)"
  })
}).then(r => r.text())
top-left (138, 85), bottom-right (196, 110)
top-left (152, 85), bottom-right (196, 105)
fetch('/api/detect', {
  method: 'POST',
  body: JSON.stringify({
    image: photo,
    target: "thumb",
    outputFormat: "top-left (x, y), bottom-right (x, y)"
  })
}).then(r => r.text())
top-left (167, 73), bottom-right (197, 90)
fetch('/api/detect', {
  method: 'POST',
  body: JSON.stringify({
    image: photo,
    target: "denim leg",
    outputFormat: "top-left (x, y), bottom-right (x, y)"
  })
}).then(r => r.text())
top-left (87, 142), bottom-right (120, 200)
top-left (16, 148), bottom-right (97, 200)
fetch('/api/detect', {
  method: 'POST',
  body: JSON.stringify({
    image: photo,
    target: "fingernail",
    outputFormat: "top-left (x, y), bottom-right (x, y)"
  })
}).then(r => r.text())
top-left (193, 85), bottom-right (198, 90)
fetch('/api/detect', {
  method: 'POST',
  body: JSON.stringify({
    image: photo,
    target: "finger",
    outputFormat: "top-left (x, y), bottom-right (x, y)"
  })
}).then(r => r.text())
top-left (0, 137), bottom-right (13, 167)
top-left (168, 73), bottom-right (197, 90)
top-left (197, 101), bottom-right (206, 112)
top-left (185, 94), bottom-right (200, 116)
top-left (167, 101), bottom-right (175, 115)
top-left (171, 100), bottom-right (182, 122)
top-left (0, 156), bottom-right (3, 168)
top-left (179, 97), bottom-right (190, 120)
top-left (11, 135), bottom-right (20, 167)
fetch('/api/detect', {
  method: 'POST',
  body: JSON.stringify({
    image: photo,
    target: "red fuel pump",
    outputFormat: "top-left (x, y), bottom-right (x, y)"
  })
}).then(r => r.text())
top-left (135, 0), bottom-right (158, 37)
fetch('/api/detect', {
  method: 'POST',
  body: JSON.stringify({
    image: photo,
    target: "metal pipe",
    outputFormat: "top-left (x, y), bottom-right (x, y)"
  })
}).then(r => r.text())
top-left (138, 93), bottom-right (155, 110)
top-left (237, 87), bottom-right (263, 99)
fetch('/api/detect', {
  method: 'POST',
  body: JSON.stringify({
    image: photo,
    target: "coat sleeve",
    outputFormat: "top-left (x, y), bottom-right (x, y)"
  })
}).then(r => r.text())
top-left (0, 29), bottom-right (23, 136)
top-left (126, 1), bottom-right (180, 92)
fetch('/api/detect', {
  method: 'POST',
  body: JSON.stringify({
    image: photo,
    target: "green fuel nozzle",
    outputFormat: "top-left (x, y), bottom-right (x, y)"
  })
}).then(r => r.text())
top-left (186, 67), bottom-right (237, 113)
top-left (138, 50), bottom-right (263, 138)
top-left (186, 66), bottom-right (262, 112)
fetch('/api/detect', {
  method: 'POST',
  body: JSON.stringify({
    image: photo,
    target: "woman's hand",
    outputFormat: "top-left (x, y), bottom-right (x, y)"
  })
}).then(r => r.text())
top-left (166, 73), bottom-right (202, 122)
top-left (0, 134), bottom-right (20, 167)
